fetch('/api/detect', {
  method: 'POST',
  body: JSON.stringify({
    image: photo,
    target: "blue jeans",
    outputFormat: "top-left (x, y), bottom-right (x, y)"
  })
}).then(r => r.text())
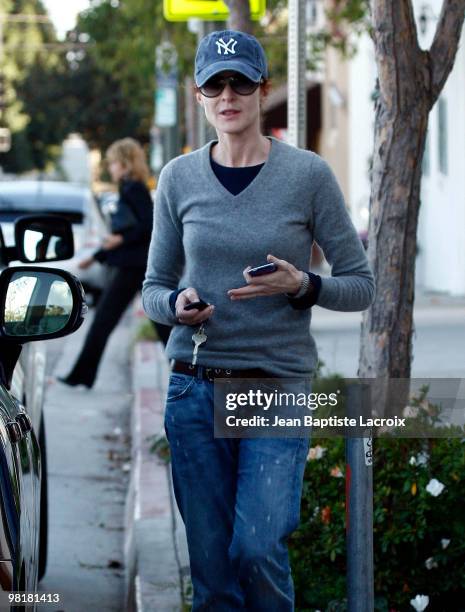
top-left (164, 370), bottom-right (311, 611)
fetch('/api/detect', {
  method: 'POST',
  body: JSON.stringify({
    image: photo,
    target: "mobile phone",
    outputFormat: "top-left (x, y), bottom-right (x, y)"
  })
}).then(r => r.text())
top-left (184, 299), bottom-right (210, 311)
top-left (248, 263), bottom-right (278, 277)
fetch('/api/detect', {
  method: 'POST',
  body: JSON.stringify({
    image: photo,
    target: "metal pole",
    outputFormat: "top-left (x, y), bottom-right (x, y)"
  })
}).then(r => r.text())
top-left (287, 0), bottom-right (307, 149)
top-left (345, 383), bottom-right (374, 612)
top-left (197, 21), bottom-right (220, 148)
top-left (184, 75), bottom-right (197, 152)
top-left (155, 41), bottom-right (179, 165)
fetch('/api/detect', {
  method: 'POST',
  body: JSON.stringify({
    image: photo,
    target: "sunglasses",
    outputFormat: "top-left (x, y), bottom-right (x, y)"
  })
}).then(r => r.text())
top-left (199, 74), bottom-right (263, 97)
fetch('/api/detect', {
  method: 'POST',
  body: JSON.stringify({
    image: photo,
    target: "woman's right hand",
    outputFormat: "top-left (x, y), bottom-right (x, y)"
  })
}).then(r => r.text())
top-left (175, 288), bottom-right (215, 325)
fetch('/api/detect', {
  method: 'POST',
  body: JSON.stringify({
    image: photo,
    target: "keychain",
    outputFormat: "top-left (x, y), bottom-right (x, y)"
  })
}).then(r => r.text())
top-left (191, 323), bottom-right (207, 366)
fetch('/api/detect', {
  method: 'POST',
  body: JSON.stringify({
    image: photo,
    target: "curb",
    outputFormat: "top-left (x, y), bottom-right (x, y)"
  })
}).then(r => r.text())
top-left (124, 339), bottom-right (190, 612)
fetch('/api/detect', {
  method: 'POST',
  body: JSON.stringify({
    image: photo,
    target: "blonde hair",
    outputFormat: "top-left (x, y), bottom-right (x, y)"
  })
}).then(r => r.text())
top-left (106, 138), bottom-right (150, 183)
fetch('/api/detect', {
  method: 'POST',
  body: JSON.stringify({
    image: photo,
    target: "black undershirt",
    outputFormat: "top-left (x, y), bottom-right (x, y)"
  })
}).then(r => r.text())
top-left (210, 157), bottom-right (265, 195)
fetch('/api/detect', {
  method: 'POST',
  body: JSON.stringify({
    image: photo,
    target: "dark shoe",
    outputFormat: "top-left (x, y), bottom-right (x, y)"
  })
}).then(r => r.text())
top-left (57, 376), bottom-right (92, 389)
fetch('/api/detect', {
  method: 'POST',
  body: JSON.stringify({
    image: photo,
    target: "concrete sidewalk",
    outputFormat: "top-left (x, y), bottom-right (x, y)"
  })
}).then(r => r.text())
top-left (124, 337), bottom-right (190, 612)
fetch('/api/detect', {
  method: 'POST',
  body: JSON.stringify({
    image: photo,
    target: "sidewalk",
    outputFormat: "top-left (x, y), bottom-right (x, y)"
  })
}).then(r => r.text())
top-left (124, 336), bottom-right (189, 612)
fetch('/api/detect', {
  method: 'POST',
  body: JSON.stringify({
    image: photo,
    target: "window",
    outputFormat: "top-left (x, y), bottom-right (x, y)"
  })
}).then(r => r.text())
top-left (437, 97), bottom-right (448, 175)
top-left (306, 0), bottom-right (318, 26)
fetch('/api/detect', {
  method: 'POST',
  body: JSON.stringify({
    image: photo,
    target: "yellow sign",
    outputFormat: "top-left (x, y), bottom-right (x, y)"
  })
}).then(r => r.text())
top-left (163, 0), bottom-right (266, 22)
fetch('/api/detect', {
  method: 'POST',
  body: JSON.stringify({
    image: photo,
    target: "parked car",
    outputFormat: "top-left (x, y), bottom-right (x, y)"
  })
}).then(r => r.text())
top-left (0, 181), bottom-right (108, 304)
top-left (0, 214), bottom-right (87, 607)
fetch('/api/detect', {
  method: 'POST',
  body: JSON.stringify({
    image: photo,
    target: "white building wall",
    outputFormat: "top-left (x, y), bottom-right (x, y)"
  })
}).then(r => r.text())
top-left (347, 33), bottom-right (377, 232)
top-left (346, 0), bottom-right (465, 295)
top-left (415, 0), bottom-right (465, 295)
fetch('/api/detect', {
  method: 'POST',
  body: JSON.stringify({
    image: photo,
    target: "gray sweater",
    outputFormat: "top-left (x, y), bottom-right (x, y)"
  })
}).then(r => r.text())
top-left (142, 136), bottom-right (375, 377)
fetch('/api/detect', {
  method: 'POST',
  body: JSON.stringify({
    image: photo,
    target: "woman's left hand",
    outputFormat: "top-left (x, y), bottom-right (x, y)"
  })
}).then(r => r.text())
top-left (228, 254), bottom-right (303, 300)
top-left (102, 233), bottom-right (124, 250)
top-left (78, 257), bottom-right (94, 270)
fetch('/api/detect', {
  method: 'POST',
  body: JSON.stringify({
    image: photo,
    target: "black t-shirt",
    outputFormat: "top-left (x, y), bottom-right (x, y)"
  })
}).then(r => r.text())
top-left (210, 157), bottom-right (265, 195)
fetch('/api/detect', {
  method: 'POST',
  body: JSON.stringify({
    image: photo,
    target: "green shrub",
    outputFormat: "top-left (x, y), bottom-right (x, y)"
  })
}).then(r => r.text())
top-left (134, 318), bottom-right (158, 342)
top-left (149, 431), bottom-right (171, 464)
top-left (290, 385), bottom-right (465, 611)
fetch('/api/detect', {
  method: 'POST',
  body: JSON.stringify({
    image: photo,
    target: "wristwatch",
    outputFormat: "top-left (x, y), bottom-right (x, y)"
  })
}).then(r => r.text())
top-left (286, 272), bottom-right (312, 299)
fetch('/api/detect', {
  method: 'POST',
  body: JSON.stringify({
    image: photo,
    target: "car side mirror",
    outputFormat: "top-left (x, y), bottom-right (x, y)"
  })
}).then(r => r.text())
top-left (0, 267), bottom-right (87, 342)
top-left (14, 215), bottom-right (74, 263)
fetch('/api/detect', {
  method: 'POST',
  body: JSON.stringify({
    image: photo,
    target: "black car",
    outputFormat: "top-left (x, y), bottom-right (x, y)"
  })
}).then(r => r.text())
top-left (0, 213), bottom-right (87, 609)
top-left (0, 181), bottom-right (107, 305)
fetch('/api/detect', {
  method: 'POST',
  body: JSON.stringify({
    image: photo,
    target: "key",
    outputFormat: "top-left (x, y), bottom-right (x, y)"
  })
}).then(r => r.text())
top-left (192, 325), bottom-right (207, 366)
top-left (191, 324), bottom-right (207, 366)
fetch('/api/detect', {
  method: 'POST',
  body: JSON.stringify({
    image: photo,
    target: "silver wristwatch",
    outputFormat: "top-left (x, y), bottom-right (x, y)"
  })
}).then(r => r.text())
top-left (287, 272), bottom-right (311, 299)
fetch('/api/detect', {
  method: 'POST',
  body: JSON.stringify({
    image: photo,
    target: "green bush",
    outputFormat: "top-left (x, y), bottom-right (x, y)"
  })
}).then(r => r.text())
top-left (133, 317), bottom-right (158, 342)
top-left (290, 385), bottom-right (465, 611)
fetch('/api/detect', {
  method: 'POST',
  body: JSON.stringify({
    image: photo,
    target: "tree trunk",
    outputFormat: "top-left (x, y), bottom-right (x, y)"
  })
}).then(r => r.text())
top-left (358, 0), bottom-right (465, 417)
top-left (358, 87), bottom-right (430, 416)
top-left (223, 0), bottom-right (253, 32)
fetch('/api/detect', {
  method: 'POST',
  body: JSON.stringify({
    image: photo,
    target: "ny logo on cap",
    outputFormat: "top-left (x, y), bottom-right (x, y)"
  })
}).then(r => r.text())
top-left (216, 37), bottom-right (237, 55)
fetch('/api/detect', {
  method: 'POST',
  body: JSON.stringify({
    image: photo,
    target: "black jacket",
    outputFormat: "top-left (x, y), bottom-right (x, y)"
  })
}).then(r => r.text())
top-left (94, 179), bottom-right (153, 268)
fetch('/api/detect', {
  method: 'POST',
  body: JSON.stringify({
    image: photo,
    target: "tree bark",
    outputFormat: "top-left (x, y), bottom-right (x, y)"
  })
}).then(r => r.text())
top-left (358, 0), bottom-right (465, 417)
top-left (223, 0), bottom-right (253, 32)
top-left (430, 0), bottom-right (465, 101)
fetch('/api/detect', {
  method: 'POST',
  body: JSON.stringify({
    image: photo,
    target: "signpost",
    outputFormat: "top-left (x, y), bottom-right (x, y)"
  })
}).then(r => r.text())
top-left (287, 0), bottom-right (307, 149)
top-left (194, 21), bottom-right (219, 147)
top-left (345, 383), bottom-right (375, 612)
top-left (155, 40), bottom-right (178, 130)
top-left (163, 0), bottom-right (266, 22)
top-left (155, 86), bottom-right (177, 128)
top-left (154, 41), bottom-right (179, 166)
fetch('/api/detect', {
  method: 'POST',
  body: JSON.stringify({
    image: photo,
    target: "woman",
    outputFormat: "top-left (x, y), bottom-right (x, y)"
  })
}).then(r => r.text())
top-left (60, 137), bottom-right (170, 389)
top-left (142, 30), bottom-right (375, 611)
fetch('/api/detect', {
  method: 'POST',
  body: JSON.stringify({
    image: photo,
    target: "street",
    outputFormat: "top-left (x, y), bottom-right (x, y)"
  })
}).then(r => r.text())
top-left (311, 296), bottom-right (465, 378)
top-left (37, 307), bottom-right (134, 612)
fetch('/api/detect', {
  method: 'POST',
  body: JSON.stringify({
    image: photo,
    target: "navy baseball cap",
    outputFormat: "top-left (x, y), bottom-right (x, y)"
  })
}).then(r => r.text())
top-left (195, 30), bottom-right (268, 87)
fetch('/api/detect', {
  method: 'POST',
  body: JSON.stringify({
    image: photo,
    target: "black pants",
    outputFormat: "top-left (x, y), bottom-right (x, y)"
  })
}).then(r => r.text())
top-left (65, 266), bottom-right (171, 387)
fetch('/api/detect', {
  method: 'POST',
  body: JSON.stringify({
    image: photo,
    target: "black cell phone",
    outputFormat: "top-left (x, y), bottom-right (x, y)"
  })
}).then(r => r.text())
top-left (184, 299), bottom-right (210, 311)
top-left (248, 263), bottom-right (278, 277)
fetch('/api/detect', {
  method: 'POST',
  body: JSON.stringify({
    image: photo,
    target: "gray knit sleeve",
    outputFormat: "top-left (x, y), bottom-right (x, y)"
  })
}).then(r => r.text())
top-left (142, 164), bottom-right (184, 325)
top-left (310, 156), bottom-right (375, 311)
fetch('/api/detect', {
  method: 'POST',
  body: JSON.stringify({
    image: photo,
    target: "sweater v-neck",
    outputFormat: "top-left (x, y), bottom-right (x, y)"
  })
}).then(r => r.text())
top-left (201, 136), bottom-right (279, 201)
top-left (210, 157), bottom-right (264, 196)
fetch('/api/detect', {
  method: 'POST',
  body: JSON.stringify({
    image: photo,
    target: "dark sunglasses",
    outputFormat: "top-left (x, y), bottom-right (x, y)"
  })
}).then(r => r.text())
top-left (199, 74), bottom-right (263, 98)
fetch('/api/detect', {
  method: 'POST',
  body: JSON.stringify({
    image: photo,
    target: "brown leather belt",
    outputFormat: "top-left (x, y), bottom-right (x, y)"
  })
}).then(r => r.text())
top-left (172, 360), bottom-right (275, 382)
